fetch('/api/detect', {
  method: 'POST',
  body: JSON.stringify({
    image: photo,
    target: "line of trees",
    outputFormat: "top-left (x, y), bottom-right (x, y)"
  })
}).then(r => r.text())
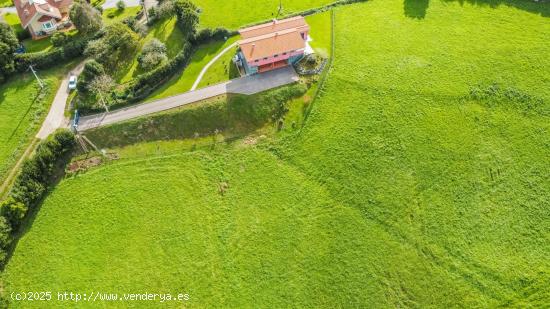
top-left (0, 130), bottom-right (76, 267)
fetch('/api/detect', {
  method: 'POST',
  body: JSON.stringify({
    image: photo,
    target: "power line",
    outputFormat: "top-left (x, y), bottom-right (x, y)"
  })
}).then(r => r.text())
top-left (29, 65), bottom-right (44, 89)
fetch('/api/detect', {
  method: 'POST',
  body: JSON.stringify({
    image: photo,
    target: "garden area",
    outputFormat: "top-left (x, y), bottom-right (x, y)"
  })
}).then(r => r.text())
top-left (3, 0), bottom-right (549, 307)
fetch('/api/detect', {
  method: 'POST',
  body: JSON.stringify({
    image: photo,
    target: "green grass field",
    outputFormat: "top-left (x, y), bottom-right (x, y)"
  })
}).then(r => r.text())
top-left (3, 0), bottom-right (549, 307)
top-left (194, 0), bottom-right (334, 29)
top-left (0, 62), bottom-right (77, 185)
top-left (146, 36), bottom-right (239, 101)
top-left (102, 6), bottom-right (142, 24)
top-left (118, 17), bottom-right (185, 83)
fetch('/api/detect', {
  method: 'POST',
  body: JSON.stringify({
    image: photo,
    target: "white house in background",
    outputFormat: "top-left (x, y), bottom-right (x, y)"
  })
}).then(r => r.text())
top-left (14, 0), bottom-right (73, 40)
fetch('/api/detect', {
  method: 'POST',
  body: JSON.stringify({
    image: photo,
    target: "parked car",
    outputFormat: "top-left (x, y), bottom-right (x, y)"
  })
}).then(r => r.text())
top-left (68, 75), bottom-right (77, 90)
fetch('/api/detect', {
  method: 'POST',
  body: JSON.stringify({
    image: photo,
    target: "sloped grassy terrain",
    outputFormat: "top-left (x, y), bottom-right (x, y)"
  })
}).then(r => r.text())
top-left (3, 0), bottom-right (549, 307)
top-left (0, 62), bottom-right (77, 184)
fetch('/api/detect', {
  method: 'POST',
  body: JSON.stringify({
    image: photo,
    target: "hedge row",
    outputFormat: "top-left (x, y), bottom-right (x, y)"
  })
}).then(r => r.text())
top-left (97, 28), bottom-right (234, 112)
top-left (190, 27), bottom-right (237, 45)
top-left (0, 130), bottom-right (76, 267)
top-left (14, 37), bottom-right (89, 72)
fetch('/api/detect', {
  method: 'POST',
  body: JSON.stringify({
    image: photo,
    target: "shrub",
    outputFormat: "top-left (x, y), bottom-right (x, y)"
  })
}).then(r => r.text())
top-left (116, 0), bottom-right (126, 11)
top-left (0, 197), bottom-right (27, 229)
top-left (0, 22), bottom-right (18, 83)
top-left (139, 52), bottom-right (167, 70)
top-left (191, 27), bottom-right (235, 45)
top-left (50, 31), bottom-right (68, 47)
top-left (77, 59), bottom-right (105, 93)
top-left (15, 37), bottom-right (89, 72)
top-left (10, 130), bottom-right (76, 210)
top-left (0, 216), bottom-right (12, 266)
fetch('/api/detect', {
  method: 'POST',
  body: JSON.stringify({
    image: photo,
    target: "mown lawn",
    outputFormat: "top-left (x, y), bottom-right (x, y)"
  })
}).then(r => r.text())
top-left (102, 6), bottom-right (142, 24)
top-left (194, 0), bottom-right (334, 29)
top-left (146, 36), bottom-right (239, 101)
top-left (0, 61), bottom-right (78, 185)
top-left (118, 17), bottom-right (185, 83)
top-left (4, 0), bottom-right (549, 307)
top-left (0, 0), bottom-right (12, 7)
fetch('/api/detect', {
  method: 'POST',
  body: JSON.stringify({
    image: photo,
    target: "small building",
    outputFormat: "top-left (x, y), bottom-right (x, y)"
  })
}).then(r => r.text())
top-left (14, 0), bottom-right (73, 40)
top-left (237, 16), bottom-right (310, 75)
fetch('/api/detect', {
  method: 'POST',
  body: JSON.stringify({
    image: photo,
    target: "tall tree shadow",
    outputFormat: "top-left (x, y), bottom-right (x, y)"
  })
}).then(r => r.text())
top-left (404, 0), bottom-right (431, 19)
top-left (442, 0), bottom-right (549, 17)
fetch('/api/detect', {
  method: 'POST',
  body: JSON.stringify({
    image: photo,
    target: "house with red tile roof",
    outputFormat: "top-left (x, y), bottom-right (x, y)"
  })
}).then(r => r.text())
top-left (14, 0), bottom-right (73, 39)
top-left (237, 16), bottom-right (310, 75)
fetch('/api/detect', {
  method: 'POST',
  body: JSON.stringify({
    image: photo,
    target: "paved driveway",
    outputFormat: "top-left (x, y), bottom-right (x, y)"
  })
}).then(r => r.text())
top-left (77, 67), bottom-right (299, 131)
top-left (36, 61), bottom-right (86, 139)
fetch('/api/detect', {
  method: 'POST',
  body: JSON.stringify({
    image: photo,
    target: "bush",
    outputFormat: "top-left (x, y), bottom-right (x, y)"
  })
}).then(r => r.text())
top-left (119, 42), bottom-right (193, 103)
top-left (139, 52), bottom-right (167, 70)
top-left (0, 216), bottom-right (12, 266)
top-left (84, 23), bottom-right (139, 68)
top-left (0, 22), bottom-right (19, 83)
top-left (10, 130), bottom-right (76, 211)
top-left (50, 32), bottom-right (68, 47)
top-left (15, 37), bottom-right (89, 72)
top-left (0, 197), bottom-right (27, 229)
top-left (77, 59), bottom-right (105, 93)
top-left (191, 27), bottom-right (235, 45)
top-left (116, 0), bottom-right (126, 10)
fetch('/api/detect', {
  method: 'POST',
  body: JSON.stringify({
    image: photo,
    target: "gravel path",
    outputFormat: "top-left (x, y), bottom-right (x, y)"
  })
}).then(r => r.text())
top-left (191, 41), bottom-right (237, 91)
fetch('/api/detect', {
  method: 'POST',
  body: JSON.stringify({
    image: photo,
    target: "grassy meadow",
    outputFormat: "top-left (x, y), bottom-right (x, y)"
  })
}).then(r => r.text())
top-left (0, 62), bottom-right (77, 185)
top-left (194, 0), bottom-right (334, 29)
top-left (3, 0), bottom-right (549, 307)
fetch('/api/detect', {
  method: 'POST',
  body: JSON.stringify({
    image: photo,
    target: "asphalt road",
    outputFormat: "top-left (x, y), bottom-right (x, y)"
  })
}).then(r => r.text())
top-left (77, 67), bottom-right (300, 131)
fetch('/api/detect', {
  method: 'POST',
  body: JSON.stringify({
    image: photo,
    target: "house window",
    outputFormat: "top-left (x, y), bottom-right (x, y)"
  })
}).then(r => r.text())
top-left (263, 57), bottom-right (268, 60)
top-left (274, 54), bottom-right (279, 57)
top-left (43, 21), bottom-right (53, 30)
top-left (283, 52), bottom-right (287, 55)
top-left (254, 59), bottom-right (259, 63)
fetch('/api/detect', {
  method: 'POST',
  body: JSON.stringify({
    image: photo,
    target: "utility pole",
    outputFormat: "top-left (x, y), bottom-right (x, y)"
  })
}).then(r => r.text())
top-left (29, 65), bottom-right (44, 89)
top-left (142, 0), bottom-right (149, 24)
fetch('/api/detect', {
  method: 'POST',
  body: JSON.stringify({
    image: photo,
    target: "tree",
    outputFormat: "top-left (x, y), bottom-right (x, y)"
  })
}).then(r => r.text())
top-left (85, 23), bottom-right (139, 67)
top-left (69, 0), bottom-right (103, 35)
top-left (138, 39), bottom-right (167, 70)
top-left (173, 0), bottom-right (199, 38)
top-left (0, 23), bottom-right (18, 83)
top-left (0, 197), bottom-right (27, 228)
top-left (88, 74), bottom-right (114, 112)
top-left (116, 0), bottom-right (126, 11)
top-left (77, 59), bottom-right (105, 93)
top-left (0, 216), bottom-right (11, 250)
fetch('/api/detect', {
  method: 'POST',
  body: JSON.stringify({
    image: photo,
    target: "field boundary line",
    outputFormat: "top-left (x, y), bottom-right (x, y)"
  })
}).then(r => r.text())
top-left (0, 139), bottom-right (39, 199)
top-left (302, 8), bottom-right (336, 126)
